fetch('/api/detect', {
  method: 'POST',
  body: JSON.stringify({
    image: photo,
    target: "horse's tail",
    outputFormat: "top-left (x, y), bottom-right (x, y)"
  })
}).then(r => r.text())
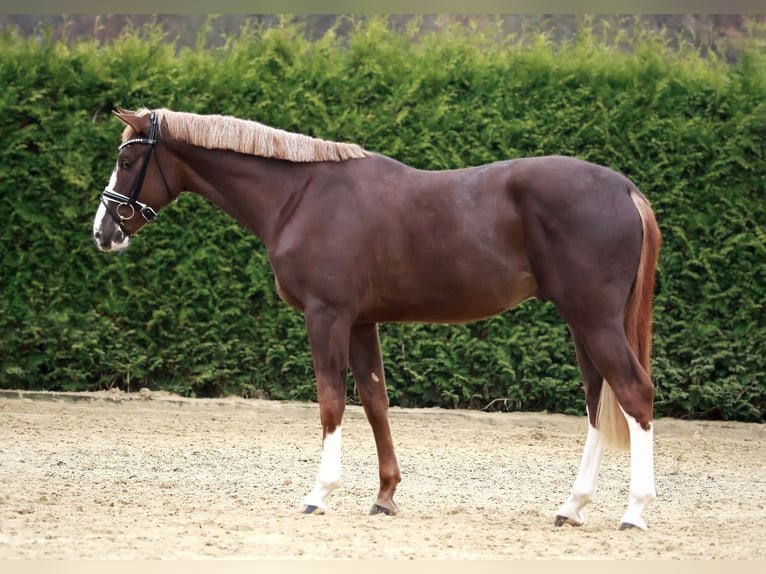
top-left (597, 188), bottom-right (662, 451)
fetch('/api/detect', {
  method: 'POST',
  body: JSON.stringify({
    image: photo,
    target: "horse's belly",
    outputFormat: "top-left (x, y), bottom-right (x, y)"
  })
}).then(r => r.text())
top-left (359, 272), bottom-right (537, 324)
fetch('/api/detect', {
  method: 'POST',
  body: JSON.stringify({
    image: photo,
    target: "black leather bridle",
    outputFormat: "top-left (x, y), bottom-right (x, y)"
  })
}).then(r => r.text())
top-left (100, 111), bottom-right (172, 236)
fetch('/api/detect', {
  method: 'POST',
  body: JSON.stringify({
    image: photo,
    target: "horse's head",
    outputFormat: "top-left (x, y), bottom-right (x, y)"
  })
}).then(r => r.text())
top-left (92, 108), bottom-right (179, 251)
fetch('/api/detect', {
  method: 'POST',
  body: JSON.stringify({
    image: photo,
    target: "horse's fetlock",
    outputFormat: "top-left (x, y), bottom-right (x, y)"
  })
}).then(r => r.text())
top-left (573, 492), bottom-right (593, 506)
top-left (637, 490), bottom-right (656, 505)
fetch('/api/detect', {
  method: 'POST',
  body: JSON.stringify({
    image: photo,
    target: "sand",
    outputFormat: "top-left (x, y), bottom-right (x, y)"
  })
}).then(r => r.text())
top-left (0, 390), bottom-right (763, 559)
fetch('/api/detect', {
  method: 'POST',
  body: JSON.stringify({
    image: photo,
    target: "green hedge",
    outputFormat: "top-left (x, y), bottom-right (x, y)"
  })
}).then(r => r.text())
top-left (1, 17), bottom-right (764, 421)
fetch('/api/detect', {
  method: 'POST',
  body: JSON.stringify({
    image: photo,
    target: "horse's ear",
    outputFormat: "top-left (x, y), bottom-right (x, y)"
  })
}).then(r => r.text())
top-left (112, 108), bottom-right (146, 134)
top-left (112, 108), bottom-right (134, 124)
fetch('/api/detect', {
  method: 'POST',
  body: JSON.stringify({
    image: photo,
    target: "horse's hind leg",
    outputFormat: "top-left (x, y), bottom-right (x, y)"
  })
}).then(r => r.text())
top-left (349, 322), bottom-right (401, 515)
top-left (619, 405), bottom-right (655, 530)
top-left (555, 332), bottom-right (606, 527)
top-left (574, 321), bottom-right (657, 531)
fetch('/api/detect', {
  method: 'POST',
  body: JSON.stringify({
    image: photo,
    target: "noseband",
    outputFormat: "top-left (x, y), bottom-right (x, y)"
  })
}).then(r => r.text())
top-left (101, 111), bottom-right (172, 236)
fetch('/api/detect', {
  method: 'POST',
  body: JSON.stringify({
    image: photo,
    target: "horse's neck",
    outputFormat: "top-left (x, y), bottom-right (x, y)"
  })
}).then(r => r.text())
top-left (177, 145), bottom-right (305, 246)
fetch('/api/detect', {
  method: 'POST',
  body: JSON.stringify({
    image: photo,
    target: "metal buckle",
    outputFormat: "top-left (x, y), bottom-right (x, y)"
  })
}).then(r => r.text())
top-left (140, 205), bottom-right (158, 222)
top-left (116, 202), bottom-right (135, 221)
top-left (101, 189), bottom-right (157, 222)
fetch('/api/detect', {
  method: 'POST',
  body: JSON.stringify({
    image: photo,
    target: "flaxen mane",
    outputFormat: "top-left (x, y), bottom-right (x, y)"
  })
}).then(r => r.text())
top-left (122, 108), bottom-right (369, 162)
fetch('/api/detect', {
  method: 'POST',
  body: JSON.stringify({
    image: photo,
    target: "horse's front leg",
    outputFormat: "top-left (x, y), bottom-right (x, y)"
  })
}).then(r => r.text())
top-left (299, 305), bottom-right (352, 515)
top-left (349, 322), bottom-right (401, 516)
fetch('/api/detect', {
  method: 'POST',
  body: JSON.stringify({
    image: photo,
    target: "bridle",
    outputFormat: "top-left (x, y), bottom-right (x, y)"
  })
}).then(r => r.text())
top-left (100, 111), bottom-right (172, 236)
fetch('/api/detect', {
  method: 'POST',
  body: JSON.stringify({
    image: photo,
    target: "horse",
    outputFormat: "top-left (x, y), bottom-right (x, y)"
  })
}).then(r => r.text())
top-left (92, 107), bottom-right (661, 531)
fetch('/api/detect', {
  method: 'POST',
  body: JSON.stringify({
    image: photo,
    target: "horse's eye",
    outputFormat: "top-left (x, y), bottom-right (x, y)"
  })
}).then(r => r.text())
top-left (120, 159), bottom-right (131, 170)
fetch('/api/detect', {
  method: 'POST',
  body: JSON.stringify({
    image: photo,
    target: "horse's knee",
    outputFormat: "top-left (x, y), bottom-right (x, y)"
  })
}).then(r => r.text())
top-left (317, 392), bottom-right (346, 435)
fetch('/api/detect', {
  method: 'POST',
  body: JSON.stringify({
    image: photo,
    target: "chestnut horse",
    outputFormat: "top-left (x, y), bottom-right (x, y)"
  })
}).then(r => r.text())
top-left (92, 108), bottom-right (661, 530)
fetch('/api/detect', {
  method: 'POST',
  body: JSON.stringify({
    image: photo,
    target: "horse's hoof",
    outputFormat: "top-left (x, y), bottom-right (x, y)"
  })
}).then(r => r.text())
top-left (554, 515), bottom-right (582, 527)
top-left (618, 522), bottom-right (637, 531)
top-left (369, 503), bottom-right (396, 516)
top-left (301, 505), bottom-right (325, 515)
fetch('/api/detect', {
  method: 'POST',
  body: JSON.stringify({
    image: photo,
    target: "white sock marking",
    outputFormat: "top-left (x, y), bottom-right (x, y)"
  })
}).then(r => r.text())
top-left (301, 427), bottom-right (342, 512)
top-left (620, 409), bottom-right (656, 530)
top-left (557, 418), bottom-right (604, 525)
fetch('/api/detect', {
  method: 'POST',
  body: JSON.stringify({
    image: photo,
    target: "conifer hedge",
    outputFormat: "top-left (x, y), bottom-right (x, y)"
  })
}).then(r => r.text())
top-left (0, 17), bottom-right (764, 421)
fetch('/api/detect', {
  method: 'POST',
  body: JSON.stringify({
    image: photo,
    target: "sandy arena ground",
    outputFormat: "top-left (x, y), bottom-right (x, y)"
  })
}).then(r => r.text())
top-left (0, 389), bottom-right (763, 559)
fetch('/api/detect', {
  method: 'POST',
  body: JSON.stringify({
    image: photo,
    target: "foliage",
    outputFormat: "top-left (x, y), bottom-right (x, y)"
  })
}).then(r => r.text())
top-left (1, 16), bottom-right (764, 422)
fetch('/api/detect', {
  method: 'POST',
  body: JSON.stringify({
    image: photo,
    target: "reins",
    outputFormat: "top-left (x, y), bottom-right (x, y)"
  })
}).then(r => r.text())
top-left (100, 111), bottom-right (172, 236)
